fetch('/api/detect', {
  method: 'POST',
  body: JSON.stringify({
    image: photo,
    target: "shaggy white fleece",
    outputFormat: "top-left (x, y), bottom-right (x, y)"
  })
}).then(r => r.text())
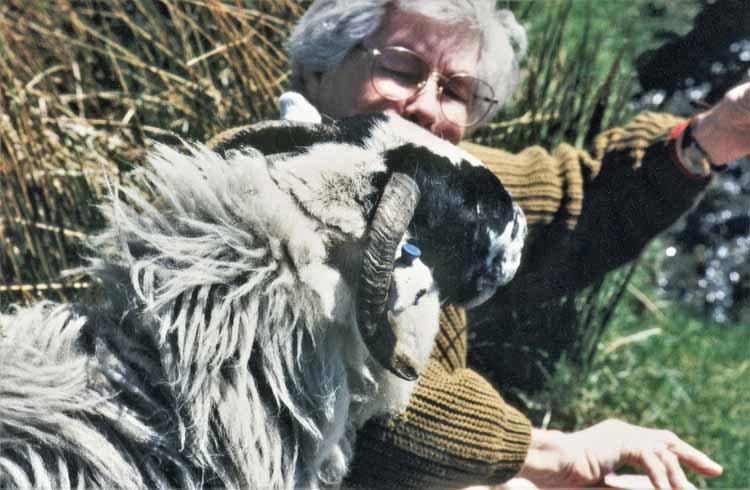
top-left (0, 142), bottom-right (436, 489)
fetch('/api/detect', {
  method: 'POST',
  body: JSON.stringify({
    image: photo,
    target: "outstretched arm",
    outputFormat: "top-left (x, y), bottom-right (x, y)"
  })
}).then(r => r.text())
top-left (346, 307), bottom-right (724, 490)
top-left (471, 81), bottom-right (750, 308)
top-left (467, 112), bottom-right (703, 307)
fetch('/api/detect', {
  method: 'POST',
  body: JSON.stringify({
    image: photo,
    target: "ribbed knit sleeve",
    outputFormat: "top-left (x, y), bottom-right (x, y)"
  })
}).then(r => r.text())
top-left (345, 305), bottom-right (532, 489)
top-left (463, 112), bottom-right (710, 307)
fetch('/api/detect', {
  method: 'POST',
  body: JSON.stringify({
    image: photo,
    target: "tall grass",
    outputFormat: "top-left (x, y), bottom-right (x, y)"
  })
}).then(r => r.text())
top-left (468, 0), bottom-right (643, 413)
top-left (1, 0), bottom-right (301, 304)
top-left (0, 1), bottom-right (638, 313)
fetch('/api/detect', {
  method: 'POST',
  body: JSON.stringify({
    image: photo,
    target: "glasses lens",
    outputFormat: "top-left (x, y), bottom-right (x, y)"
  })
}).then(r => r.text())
top-left (440, 74), bottom-right (496, 127)
top-left (371, 47), bottom-right (430, 101)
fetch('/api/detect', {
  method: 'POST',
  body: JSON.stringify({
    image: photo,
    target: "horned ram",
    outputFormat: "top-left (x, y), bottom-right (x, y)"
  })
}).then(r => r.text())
top-left (0, 98), bottom-right (526, 489)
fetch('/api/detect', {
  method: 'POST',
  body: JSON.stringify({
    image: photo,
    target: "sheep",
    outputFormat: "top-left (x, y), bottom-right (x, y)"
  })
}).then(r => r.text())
top-left (0, 99), bottom-right (526, 489)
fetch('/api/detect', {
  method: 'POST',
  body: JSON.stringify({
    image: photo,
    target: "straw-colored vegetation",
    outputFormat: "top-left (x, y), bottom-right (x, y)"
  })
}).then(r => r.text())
top-left (1, 0), bottom-right (301, 304)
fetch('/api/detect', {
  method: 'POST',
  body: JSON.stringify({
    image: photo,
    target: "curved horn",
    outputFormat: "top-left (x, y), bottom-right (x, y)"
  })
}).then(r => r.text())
top-left (357, 172), bottom-right (421, 381)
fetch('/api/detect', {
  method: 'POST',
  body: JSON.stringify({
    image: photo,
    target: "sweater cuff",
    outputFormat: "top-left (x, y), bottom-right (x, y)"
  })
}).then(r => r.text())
top-left (346, 361), bottom-right (532, 489)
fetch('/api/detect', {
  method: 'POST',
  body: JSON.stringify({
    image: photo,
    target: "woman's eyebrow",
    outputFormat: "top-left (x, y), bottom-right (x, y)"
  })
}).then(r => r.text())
top-left (438, 55), bottom-right (476, 77)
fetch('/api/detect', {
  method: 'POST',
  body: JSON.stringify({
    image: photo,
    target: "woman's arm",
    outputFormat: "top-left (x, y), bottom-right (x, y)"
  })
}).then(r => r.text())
top-left (470, 81), bottom-right (750, 309)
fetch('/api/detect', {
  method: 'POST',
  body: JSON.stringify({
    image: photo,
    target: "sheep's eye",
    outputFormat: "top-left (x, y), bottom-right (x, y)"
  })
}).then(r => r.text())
top-left (413, 288), bottom-right (427, 305)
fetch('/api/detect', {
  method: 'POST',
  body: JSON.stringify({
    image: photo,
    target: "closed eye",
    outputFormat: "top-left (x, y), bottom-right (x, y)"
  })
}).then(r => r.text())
top-left (382, 67), bottom-right (423, 85)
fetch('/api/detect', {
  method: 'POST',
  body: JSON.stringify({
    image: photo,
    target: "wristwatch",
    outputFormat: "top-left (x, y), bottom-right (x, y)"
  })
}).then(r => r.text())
top-left (679, 119), bottom-right (726, 177)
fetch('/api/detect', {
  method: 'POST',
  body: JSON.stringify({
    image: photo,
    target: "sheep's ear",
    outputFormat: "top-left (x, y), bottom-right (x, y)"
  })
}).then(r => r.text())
top-left (279, 92), bottom-right (322, 124)
top-left (207, 120), bottom-right (338, 157)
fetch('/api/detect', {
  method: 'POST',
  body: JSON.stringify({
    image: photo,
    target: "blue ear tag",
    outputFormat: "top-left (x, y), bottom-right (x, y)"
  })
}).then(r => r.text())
top-left (399, 243), bottom-right (422, 266)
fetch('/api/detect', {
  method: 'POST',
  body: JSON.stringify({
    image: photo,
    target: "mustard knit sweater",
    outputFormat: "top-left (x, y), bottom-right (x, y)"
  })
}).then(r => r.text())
top-left (345, 112), bottom-right (711, 489)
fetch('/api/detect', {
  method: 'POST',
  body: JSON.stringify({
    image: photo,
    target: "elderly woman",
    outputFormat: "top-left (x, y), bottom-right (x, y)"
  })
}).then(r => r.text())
top-left (282, 1), bottom-right (749, 489)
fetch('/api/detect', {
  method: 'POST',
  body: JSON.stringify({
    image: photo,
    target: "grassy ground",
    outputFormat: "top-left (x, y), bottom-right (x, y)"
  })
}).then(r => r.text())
top-left (580, 310), bottom-right (749, 488)
top-left (543, 244), bottom-right (750, 489)
top-left (509, 5), bottom-right (750, 486)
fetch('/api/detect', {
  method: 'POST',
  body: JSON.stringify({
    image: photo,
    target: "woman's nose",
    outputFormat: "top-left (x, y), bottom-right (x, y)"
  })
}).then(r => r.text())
top-left (402, 75), bottom-right (442, 131)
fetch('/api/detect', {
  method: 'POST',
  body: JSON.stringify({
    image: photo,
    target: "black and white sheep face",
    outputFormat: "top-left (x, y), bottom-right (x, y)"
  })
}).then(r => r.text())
top-left (368, 114), bottom-right (527, 308)
top-left (377, 141), bottom-right (526, 308)
top-left (213, 107), bottom-right (527, 381)
top-left (217, 109), bottom-right (527, 311)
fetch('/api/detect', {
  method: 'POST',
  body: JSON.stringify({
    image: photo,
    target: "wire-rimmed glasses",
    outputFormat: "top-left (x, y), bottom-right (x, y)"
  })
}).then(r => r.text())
top-left (361, 45), bottom-right (498, 127)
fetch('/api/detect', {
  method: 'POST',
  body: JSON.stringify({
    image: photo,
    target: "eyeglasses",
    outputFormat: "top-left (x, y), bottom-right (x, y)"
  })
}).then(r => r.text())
top-left (359, 45), bottom-right (498, 127)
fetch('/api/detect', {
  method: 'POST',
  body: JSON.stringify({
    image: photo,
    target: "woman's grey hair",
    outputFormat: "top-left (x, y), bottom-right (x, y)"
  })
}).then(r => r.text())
top-left (287, 0), bottom-right (528, 129)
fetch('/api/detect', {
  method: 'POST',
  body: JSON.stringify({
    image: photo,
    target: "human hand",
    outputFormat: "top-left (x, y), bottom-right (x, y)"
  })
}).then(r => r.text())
top-left (692, 81), bottom-right (750, 166)
top-left (516, 419), bottom-right (723, 489)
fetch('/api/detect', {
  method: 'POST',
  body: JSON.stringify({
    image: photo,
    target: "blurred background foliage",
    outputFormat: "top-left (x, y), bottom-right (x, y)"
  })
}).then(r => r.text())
top-left (635, 0), bottom-right (750, 324)
top-left (0, 0), bottom-right (747, 487)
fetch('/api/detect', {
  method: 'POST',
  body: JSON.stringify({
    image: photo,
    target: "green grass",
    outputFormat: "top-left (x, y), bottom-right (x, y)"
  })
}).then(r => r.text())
top-left (520, 0), bottom-right (700, 76)
top-left (536, 244), bottom-right (750, 489)
top-left (579, 309), bottom-right (749, 489)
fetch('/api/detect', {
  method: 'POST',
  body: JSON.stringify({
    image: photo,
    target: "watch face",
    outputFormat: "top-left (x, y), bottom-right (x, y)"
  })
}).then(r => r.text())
top-left (677, 121), bottom-right (712, 178)
top-left (682, 142), bottom-right (711, 177)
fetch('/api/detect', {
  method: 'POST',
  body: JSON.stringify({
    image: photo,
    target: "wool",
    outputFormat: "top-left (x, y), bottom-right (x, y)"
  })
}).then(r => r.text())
top-left (0, 143), bottom-right (377, 489)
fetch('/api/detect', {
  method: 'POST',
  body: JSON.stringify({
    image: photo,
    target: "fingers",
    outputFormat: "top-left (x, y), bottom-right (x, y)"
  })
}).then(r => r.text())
top-left (667, 437), bottom-right (723, 477)
top-left (603, 473), bottom-right (654, 490)
top-left (657, 448), bottom-right (695, 490)
top-left (542, 421), bottom-right (722, 490)
top-left (636, 448), bottom-right (695, 490)
top-left (640, 449), bottom-right (671, 490)
top-left (625, 430), bottom-right (722, 489)
top-left (489, 477), bottom-right (539, 489)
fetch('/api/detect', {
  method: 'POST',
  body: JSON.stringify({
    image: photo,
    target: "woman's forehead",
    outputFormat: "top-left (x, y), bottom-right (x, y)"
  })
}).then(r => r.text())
top-left (368, 10), bottom-right (480, 75)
